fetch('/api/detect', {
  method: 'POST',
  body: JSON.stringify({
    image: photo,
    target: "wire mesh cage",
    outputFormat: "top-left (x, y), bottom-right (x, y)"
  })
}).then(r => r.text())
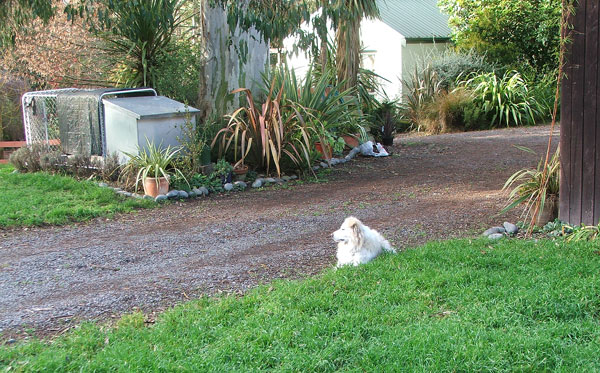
top-left (21, 88), bottom-right (157, 156)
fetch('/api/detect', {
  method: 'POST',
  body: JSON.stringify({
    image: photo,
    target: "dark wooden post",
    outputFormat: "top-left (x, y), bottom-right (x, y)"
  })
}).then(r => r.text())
top-left (560, 0), bottom-right (600, 225)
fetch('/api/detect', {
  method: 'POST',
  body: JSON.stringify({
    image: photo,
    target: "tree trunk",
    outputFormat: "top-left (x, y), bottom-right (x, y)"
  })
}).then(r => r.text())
top-left (196, 1), bottom-right (270, 123)
top-left (335, 16), bottom-right (361, 91)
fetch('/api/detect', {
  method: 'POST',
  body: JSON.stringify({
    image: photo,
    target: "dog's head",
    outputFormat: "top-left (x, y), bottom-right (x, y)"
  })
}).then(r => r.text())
top-left (333, 216), bottom-right (364, 248)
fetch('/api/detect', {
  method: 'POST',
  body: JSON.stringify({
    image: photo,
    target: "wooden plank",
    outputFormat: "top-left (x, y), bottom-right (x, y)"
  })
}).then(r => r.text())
top-left (560, 5), bottom-right (575, 224)
top-left (0, 141), bottom-right (27, 148)
top-left (569, 0), bottom-right (587, 225)
top-left (582, 0), bottom-right (598, 224)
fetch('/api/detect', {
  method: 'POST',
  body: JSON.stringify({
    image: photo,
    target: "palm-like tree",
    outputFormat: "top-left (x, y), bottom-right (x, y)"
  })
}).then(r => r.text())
top-left (332, 0), bottom-right (380, 90)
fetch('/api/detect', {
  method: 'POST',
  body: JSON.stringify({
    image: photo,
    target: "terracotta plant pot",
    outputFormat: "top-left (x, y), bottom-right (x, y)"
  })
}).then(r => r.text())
top-left (534, 194), bottom-right (558, 227)
top-left (315, 142), bottom-right (332, 160)
top-left (342, 135), bottom-right (360, 149)
top-left (143, 176), bottom-right (169, 198)
top-left (233, 164), bottom-right (249, 181)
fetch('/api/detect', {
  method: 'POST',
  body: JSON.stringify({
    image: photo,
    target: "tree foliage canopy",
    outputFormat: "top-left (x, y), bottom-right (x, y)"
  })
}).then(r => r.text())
top-left (439, 0), bottom-right (562, 74)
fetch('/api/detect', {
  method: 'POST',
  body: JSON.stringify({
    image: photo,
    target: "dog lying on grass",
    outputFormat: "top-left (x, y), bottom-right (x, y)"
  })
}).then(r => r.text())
top-left (333, 216), bottom-right (395, 266)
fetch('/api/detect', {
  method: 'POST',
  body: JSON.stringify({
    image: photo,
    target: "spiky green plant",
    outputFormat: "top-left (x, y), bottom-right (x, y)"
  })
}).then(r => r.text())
top-left (461, 70), bottom-right (539, 127)
top-left (501, 147), bottom-right (559, 223)
top-left (121, 139), bottom-right (187, 192)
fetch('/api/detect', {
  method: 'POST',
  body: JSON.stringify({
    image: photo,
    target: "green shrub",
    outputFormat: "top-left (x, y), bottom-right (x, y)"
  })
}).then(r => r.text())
top-left (420, 88), bottom-right (475, 134)
top-left (430, 49), bottom-right (497, 90)
top-left (9, 144), bottom-right (45, 172)
top-left (528, 71), bottom-right (558, 123)
top-left (154, 40), bottom-right (200, 105)
top-left (460, 70), bottom-right (539, 127)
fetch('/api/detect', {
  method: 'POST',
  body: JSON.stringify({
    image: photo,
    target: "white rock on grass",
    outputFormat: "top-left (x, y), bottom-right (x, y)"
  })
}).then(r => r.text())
top-left (503, 222), bottom-right (519, 235)
top-left (488, 233), bottom-right (504, 240)
top-left (483, 227), bottom-right (505, 236)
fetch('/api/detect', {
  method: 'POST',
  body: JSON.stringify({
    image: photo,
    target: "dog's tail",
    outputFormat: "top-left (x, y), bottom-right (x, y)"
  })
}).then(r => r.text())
top-left (382, 239), bottom-right (396, 253)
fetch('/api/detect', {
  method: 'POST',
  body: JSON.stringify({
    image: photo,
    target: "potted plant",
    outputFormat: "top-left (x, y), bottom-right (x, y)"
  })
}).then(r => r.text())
top-left (501, 148), bottom-right (560, 226)
top-left (376, 100), bottom-right (399, 146)
top-left (121, 139), bottom-right (187, 198)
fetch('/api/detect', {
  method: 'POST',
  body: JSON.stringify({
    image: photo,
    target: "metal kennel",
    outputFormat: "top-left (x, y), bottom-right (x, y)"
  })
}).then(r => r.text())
top-left (21, 88), bottom-right (157, 156)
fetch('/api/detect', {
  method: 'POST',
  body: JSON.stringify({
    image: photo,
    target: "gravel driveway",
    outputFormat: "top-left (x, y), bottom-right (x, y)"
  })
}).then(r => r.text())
top-left (0, 125), bottom-right (559, 338)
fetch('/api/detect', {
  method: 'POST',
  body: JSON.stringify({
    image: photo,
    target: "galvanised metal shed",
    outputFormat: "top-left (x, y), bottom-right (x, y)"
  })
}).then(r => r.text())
top-left (102, 96), bottom-right (200, 163)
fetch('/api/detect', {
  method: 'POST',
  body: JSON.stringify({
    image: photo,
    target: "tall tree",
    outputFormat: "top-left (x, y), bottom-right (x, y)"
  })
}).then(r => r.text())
top-left (331, 0), bottom-right (379, 90)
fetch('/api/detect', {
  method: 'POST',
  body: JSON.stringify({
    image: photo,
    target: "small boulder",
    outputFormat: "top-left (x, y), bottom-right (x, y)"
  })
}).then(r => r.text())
top-left (265, 177), bottom-right (276, 184)
top-left (224, 183), bottom-right (234, 191)
top-left (178, 190), bottom-right (189, 199)
top-left (312, 165), bottom-right (320, 171)
top-left (235, 181), bottom-right (247, 189)
top-left (98, 182), bottom-right (109, 188)
top-left (483, 227), bottom-right (505, 236)
top-left (143, 195), bottom-right (154, 201)
top-left (155, 194), bottom-right (168, 202)
top-left (319, 162), bottom-right (329, 168)
top-left (290, 175), bottom-right (298, 180)
top-left (252, 179), bottom-right (263, 188)
top-left (192, 188), bottom-right (202, 195)
top-left (188, 191), bottom-right (197, 198)
top-left (503, 222), bottom-right (519, 235)
top-left (281, 176), bottom-right (291, 182)
top-left (166, 190), bottom-right (179, 199)
top-left (488, 233), bottom-right (504, 240)
top-left (198, 187), bottom-right (209, 196)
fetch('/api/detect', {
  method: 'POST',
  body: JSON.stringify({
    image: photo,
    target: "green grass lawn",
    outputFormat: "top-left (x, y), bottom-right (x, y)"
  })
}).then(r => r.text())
top-left (0, 165), bottom-right (154, 227)
top-left (2, 238), bottom-right (599, 371)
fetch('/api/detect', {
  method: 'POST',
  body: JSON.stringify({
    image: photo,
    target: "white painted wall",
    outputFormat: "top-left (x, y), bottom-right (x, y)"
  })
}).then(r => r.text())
top-left (283, 18), bottom-right (450, 101)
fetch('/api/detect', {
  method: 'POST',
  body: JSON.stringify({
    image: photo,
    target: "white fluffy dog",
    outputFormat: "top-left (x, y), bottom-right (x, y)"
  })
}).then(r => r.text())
top-left (333, 216), bottom-right (395, 266)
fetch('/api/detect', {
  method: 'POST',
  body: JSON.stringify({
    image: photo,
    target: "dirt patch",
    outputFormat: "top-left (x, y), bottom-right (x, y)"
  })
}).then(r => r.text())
top-left (0, 125), bottom-right (559, 339)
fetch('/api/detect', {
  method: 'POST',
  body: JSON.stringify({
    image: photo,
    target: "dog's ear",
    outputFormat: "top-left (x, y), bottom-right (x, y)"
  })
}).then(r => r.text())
top-left (350, 220), bottom-right (364, 248)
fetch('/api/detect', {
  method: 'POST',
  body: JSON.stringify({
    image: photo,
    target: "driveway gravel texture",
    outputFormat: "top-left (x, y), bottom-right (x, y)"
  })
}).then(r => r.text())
top-left (0, 125), bottom-right (559, 338)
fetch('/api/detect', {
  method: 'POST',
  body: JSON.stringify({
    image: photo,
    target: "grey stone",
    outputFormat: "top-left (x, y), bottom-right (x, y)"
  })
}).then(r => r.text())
top-left (483, 227), bottom-right (505, 236)
top-left (281, 176), bottom-right (291, 182)
top-left (112, 187), bottom-right (122, 192)
top-left (252, 179), bottom-right (263, 188)
top-left (155, 194), bottom-right (168, 202)
top-left (98, 182), bottom-right (109, 188)
top-left (166, 190), bottom-right (179, 199)
top-left (117, 191), bottom-right (132, 197)
top-left (503, 222), bottom-right (519, 235)
top-left (319, 162), bottom-right (329, 168)
top-left (290, 175), bottom-right (298, 180)
top-left (265, 177), bottom-right (276, 183)
top-left (348, 147), bottom-right (360, 158)
top-left (178, 190), bottom-right (189, 199)
top-left (198, 187), bottom-right (209, 196)
top-left (330, 158), bottom-right (340, 165)
top-left (188, 191), bottom-right (197, 198)
top-left (132, 194), bottom-right (144, 199)
top-left (143, 195), bottom-right (154, 201)
top-left (488, 233), bottom-right (505, 240)
top-left (344, 155), bottom-right (353, 161)
top-left (224, 183), bottom-right (234, 191)
top-left (192, 188), bottom-right (202, 195)
top-left (312, 166), bottom-right (320, 171)
top-left (338, 158), bottom-right (347, 164)
top-left (235, 181), bottom-right (247, 189)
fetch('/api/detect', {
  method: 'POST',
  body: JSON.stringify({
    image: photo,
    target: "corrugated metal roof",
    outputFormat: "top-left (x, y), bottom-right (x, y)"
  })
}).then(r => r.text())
top-left (376, 0), bottom-right (451, 40)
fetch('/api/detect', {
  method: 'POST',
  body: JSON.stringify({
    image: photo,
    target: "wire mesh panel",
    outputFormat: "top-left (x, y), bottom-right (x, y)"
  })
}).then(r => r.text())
top-left (22, 89), bottom-right (82, 152)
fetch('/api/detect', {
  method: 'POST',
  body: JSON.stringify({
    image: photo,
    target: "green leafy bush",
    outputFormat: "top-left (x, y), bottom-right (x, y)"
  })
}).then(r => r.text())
top-left (402, 64), bottom-right (442, 131)
top-left (439, 0), bottom-right (562, 74)
top-left (154, 40), bottom-right (200, 105)
top-left (420, 88), bottom-right (477, 134)
top-left (460, 70), bottom-right (539, 127)
top-left (430, 49), bottom-right (497, 90)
